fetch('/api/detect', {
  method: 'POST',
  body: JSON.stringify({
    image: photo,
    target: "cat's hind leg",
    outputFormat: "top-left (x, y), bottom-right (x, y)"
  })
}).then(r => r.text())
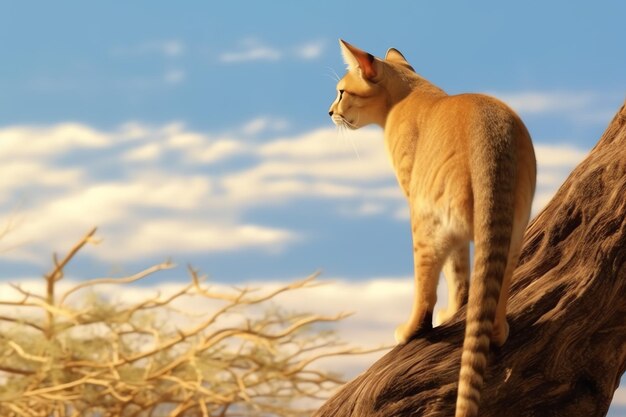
top-left (436, 243), bottom-right (470, 325)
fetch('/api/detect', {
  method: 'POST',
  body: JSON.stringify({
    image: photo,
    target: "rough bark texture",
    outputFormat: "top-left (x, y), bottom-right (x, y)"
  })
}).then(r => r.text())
top-left (314, 101), bottom-right (626, 417)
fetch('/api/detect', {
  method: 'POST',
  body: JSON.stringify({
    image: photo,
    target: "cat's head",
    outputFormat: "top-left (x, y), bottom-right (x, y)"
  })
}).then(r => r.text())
top-left (328, 40), bottom-right (415, 129)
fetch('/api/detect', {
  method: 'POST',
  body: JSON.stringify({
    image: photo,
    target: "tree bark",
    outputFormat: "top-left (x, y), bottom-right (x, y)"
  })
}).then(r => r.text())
top-left (314, 100), bottom-right (626, 417)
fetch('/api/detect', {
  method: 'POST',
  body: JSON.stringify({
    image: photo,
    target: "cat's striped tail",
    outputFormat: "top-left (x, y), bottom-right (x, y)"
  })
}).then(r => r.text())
top-left (455, 111), bottom-right (517, 417)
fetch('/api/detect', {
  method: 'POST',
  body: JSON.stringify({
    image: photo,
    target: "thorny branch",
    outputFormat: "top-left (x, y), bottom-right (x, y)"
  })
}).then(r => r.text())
top-left (0, 230), bottom-right (383, 417)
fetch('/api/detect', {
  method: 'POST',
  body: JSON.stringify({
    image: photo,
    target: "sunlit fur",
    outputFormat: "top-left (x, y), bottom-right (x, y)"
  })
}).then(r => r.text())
top-left (329, 40), bottom-right (536, 417)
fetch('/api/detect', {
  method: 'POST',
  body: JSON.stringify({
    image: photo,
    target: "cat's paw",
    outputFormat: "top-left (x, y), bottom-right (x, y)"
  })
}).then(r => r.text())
top-left (491, 319), bottom-right (510, 347)
top-left (394, 323), bottom-right (414, 345)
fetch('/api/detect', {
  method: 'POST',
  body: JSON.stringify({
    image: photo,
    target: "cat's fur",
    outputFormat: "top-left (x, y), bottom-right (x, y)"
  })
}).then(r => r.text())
top-left (328, 40), bottom-right (536, 417)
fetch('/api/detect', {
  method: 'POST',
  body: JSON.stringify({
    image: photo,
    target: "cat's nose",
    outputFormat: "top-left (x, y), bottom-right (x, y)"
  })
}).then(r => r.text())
top-left (328, 110), bottom-right (334, 117)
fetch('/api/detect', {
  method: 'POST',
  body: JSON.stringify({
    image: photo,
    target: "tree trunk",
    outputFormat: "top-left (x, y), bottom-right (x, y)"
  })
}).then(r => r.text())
top-left (314, 101), bottom-right (626, 417)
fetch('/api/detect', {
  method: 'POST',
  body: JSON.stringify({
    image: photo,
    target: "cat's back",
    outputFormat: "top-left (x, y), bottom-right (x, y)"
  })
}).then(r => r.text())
top-left (385, 90), bottom-right (536, 205)
top-left (387, 91), bottom-right (533, 157)
top-left (436, 93), bottom-right (536, 179)
top-left (439, 93), bottom-right (529, 138)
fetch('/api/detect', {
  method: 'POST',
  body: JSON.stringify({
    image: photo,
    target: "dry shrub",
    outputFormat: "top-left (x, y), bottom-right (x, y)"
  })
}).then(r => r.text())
top-left (0, 228), bottom-right (380, 417)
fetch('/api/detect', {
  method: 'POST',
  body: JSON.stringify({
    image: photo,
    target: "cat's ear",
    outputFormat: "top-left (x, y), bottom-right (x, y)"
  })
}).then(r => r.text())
top-left (339, 39), bottom-right (377, 80)
top-left (385, 48), bottom-right (408, 64)
top-left (385, 48), bottom-right (415, 71)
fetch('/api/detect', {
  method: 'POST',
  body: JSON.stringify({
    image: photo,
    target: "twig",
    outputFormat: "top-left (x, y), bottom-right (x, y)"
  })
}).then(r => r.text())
top-left (8, 340), bottom-right (49, 363)
top-left (0, 365), bottom-right (36, 375)
top-left (0, 315), bottom-right (44, 332)
top-left (44, 227), bottom-right (98, 284)
top-left (59, 261), bottom-right (175, 306)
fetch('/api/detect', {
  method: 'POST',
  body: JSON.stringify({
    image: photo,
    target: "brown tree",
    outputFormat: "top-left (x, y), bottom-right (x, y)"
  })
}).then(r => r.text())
top-left (314, 100), bottom-right (626, 417)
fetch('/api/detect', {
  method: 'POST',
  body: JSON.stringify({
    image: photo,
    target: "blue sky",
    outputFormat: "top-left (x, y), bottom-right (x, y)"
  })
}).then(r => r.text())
top-left (1, 1), bottom-right (625, 413)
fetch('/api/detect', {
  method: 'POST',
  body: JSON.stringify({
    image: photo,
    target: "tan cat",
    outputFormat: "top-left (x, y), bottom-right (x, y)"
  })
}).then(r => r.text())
top-left (328, 40), bottom-right (536, 417)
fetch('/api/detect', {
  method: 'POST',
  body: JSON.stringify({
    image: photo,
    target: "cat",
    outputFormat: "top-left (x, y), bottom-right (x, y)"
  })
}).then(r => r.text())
top-left (328, 40), bottom-right (536, 417)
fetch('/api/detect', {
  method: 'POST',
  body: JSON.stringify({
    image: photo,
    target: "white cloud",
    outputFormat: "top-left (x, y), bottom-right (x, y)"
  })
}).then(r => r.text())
top-left (534, 144), bottom-right (588, 167)
top-left (166, 131), bottom-right (205, 148)
top-left (0, 161), bottom-right (82, 202)
top-left (220, 48), bottom-right (281, 63)
top-left (219, 128), bottom-right (401, 210)
top-left (532, 143), bottom-right (589, 215)
top-left (2, 122), bottom-right (390, 262)
top-left (219, 38), bottom-right (326, 64)
top-left (257, 128), bottom-right (392, 179)
top-left (1, 176), bottom-right (217, 262)
top-left (160, 127), bottom-right (249, 164)
top-left (123, 143), bottom-right (162, 162)
top-left (294, 40), bottom-right (326, 60)
top-left (163, 69), bottom-right (185, 84)
top-left (191, 139), bottom-right (247, 163)
top-left (0, 119), bottom-right (588, 263)
top-left (118, 122), bottom-right (152, 141)
top-left (159, 40), bottom-right (185, 57)
top-left (495, 91), bottom-right (594, 114)
top-left (489, 91), bottom-right (621, 125)
top-left (170, 222), bottom-right (290, 251)
top-left (341, 202), bottom-right (387, 217)
top-left (113, 38), bottom-right (325, 65)
top-left (0, 123), bottom-right (108, 161)
top-left (219, 38), bottom-right (282, 63)
top-left (111, 40), bottom-right (185, 58)
top-left (240, 117), bottom-right (289, 136)
top-left (102, 221), bottom-right (296, 260)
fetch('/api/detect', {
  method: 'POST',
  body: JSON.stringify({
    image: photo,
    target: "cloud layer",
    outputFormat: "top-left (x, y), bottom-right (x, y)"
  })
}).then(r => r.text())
top-left (0, 121), bottom-right (398, 263)
top-left (491, 90), bottom-right (621, 124)
top-left (0, 119), bottom-right (588, 264)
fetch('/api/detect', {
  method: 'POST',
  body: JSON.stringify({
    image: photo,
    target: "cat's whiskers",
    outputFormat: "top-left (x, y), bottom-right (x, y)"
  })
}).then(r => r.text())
top-left (335, 123), bottom-right (355, 159)
top-left (346, 130), bottom-right (361, 160)
top-left (335, 115), bottom-right (358, 130)
top-left (324, 66), bottom-right (341, 81)
top-left (332, 114), bottom-right (361, 160)
top-left (335, 123), bottom-right (346, 147)
top-left (348, 112), bottom-right (361, 161)
top-left (346, 113), bottom-right (362, 160)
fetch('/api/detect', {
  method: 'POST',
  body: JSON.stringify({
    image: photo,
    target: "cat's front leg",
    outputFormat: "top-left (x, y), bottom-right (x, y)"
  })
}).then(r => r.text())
top-left (395, 227), bottom-right (448, 344)
top-left (395, 312), bottom-right (433, 344)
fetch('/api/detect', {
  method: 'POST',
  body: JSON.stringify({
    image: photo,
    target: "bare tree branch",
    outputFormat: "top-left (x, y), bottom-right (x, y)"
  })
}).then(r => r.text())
top-left (0, 230), bottom-right (374, 417)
